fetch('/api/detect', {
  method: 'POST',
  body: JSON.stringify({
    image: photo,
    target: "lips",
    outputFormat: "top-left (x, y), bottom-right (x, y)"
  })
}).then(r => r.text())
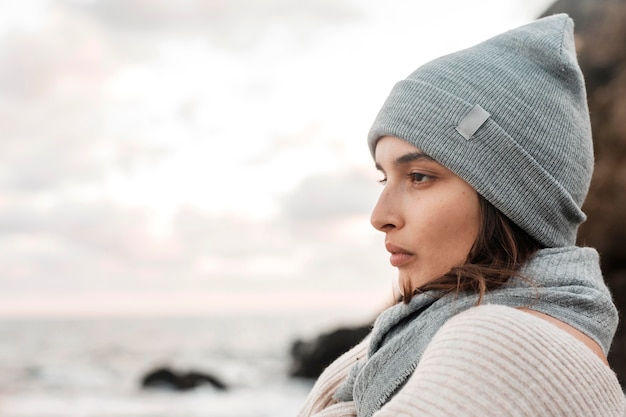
top-left (385, 243), bottom-right (414, 267)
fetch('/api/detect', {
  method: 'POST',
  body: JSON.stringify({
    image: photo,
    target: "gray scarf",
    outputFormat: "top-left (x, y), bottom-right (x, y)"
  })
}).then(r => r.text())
top-left (334, 246), bottom-right (618, 417)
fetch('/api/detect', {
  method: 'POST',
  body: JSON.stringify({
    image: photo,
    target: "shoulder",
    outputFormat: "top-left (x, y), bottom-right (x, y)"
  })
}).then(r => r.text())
top-left (516, 307), bottom-right (608, 364)
top-left (440, 304), bottom-right (599, 349)
top-left (439, 304), bottom-right (606, 361)
top-left (430, 304), bottom-right (609, 370)
top-left (375, 304), bottom-right (626, 417)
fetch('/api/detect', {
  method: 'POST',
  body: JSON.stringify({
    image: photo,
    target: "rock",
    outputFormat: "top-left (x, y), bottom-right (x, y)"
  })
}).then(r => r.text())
top-left (140, 366), bottom-right (228, 391)
top-left (541, 0), bottom-right (626, 386)
top-left (289, 324), bottom-right (371, 379)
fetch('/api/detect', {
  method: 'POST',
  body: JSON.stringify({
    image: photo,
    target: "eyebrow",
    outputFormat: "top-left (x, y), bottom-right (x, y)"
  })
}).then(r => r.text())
top-left (375, 152), bottom-right (436, 171)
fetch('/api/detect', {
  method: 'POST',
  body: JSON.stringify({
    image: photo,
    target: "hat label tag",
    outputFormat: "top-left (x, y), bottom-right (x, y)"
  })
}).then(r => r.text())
top-left (456, 104), bottom-right (490, 140)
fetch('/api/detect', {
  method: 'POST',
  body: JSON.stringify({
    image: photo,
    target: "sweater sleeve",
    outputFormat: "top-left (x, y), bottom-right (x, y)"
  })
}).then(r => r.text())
top-left (374, 304), bottom-right (626, 417)
top-left (296, 336), bottom-right (369, 417)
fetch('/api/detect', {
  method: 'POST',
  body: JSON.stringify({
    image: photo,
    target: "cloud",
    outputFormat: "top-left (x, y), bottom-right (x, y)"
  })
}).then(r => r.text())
top-left (0, 93), bottom-right (174, 191)
top-left (0, 5), bottom-right (184, 194)
top-left (0, 201), bottom-right (178, 271)
top-left (0, 0), bottom-right (403, 316)
top-left (280, 169), bottom-right (379, 222)
top-left (0, 5), bottom-right (162, 192)
top-left (0, 4), bottom-right (118, 98)
top-left (0, 99), bottom-right (104, 190)
top-left (0, 176), bottom-right (388, 298)
top-left (67, 0), bottom-right (363, 49)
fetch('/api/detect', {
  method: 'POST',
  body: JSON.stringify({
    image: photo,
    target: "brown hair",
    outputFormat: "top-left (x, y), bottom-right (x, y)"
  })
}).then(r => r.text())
top-left (400, 195), bottom-right (543, 304)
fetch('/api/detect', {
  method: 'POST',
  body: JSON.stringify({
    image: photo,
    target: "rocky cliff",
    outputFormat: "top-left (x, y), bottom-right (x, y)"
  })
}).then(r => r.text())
top-left (541, 0), bottom-right (626, 385)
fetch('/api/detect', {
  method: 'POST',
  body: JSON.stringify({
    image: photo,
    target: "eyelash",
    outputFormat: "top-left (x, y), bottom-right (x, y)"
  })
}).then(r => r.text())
top-left (378, 172), bottom-right (433, 185)
top-left (408, 172), bottom-right (432, 183)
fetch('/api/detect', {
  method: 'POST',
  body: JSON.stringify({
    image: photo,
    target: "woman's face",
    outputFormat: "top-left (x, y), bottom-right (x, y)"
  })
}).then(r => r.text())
top-left (371, 136), bottom-right (481, 294)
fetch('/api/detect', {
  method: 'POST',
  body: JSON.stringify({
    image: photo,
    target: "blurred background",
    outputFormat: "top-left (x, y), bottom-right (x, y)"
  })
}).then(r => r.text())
top-left (1, 0), bottom-right (624, 416)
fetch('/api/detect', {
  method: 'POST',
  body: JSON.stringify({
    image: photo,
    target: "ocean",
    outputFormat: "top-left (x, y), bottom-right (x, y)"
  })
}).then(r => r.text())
top-left (0, 311), bottom-right (360, 417)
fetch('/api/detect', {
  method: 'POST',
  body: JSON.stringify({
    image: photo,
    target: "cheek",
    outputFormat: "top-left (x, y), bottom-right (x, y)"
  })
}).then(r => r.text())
top-left (431, 193), bottom-right (480, 257)
top-left (400, 189), bottom-right (480, 290)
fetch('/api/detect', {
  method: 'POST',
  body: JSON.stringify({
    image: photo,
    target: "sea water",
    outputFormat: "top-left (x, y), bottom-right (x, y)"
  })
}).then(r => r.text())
top-left (0, 311), bottom-right (358, 417)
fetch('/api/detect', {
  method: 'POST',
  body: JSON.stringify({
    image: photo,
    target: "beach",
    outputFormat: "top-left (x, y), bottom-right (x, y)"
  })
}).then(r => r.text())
top-left (0, 312), bottom-right (354, 417)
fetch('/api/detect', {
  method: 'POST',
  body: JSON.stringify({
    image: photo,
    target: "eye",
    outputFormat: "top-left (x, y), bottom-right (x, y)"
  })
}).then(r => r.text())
top-left (378, 177), bottom-right (387, 185)
top-left (408, 172), bottom-right (432, 184)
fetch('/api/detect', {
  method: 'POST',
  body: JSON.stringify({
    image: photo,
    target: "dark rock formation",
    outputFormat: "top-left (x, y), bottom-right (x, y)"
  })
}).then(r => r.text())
top-left (140, 366), bottom-right (228, 391)
top-left (541, 0), bottom-right (626, 385)
top-left (289, 324), bottom-right (371, 379)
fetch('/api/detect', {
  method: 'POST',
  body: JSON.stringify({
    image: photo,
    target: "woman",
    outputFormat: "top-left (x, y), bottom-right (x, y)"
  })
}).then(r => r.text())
top-left (297, 13), bottom-right (625, 417)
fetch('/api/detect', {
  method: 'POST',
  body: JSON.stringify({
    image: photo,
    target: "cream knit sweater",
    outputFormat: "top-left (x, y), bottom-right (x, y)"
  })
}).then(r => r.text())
top-left (297, 305), bottom-right (626, 417)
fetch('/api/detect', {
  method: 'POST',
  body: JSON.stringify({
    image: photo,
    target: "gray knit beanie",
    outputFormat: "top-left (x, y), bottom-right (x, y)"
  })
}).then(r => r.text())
top-left (368, 14), bottom-right (593, 248)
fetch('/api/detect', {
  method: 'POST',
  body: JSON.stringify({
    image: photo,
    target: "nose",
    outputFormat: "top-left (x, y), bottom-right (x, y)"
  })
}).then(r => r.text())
top-left (370, 187), bottom-right (402, 232)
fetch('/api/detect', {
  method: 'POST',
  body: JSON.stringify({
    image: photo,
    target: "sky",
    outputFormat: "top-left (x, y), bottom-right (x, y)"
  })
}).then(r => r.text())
top-left (0, 0), bottom-right (554, 318)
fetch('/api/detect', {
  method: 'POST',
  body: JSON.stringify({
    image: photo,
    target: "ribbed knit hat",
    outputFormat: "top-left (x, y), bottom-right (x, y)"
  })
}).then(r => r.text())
top-left (368, 14), bottom-right (593, 248)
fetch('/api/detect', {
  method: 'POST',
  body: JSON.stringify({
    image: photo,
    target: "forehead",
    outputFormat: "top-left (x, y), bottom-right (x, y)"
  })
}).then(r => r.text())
top-left (374, 136), bottom-right (435, 166)
top-left (374, 136), bottom-right (422, 157)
